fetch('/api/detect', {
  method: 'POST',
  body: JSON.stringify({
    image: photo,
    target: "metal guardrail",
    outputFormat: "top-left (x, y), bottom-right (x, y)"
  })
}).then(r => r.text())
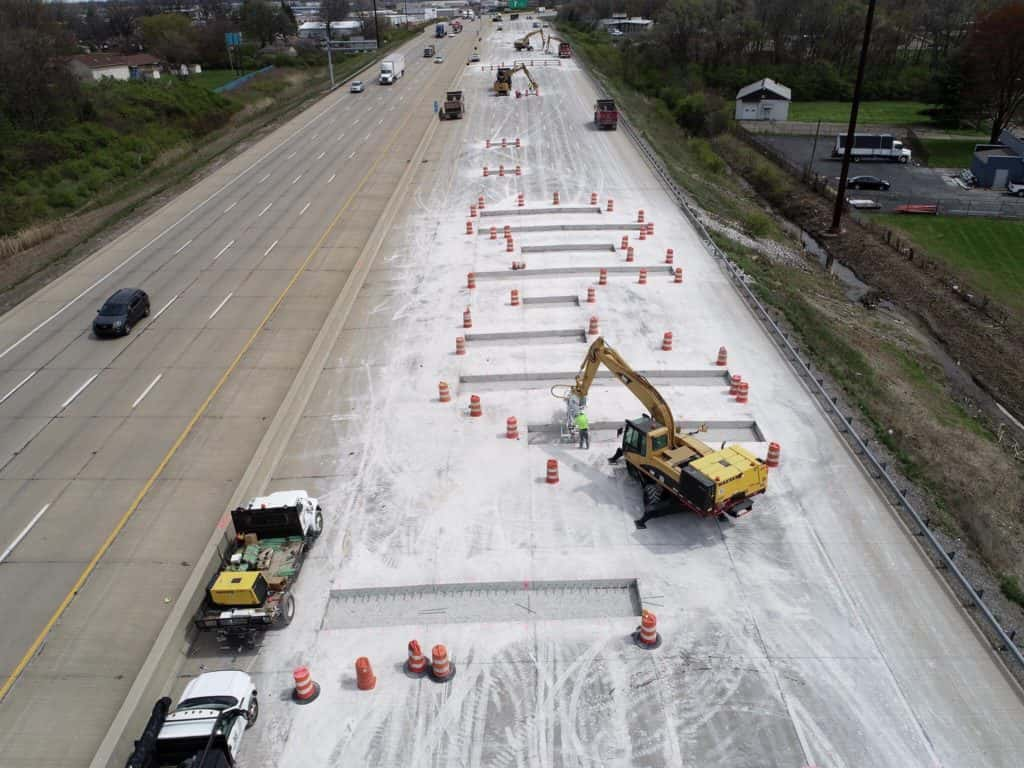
top-left (578, 70), bottom-right (1024, 671)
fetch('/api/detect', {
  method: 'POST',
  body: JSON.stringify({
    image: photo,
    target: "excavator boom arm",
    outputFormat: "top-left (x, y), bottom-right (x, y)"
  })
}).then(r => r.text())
top-left (571, 337), bottom-right (678, 446)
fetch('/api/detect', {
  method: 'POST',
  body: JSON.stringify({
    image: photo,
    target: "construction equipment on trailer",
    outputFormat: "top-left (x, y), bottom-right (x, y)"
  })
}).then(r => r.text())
top-left (514, 29), bottom-right (545, 51)
top-left (194, 491), bottom-right (323, 648)
top-left (494, 63), bottom-right (538, 95)
top-left (594, 98), bottom-right (618, 130)
top-left (555, 337), bottom-right (768, 526)
top-left (439, 90), bottom-right (464, 119)
top-left (544, 35), bottom-right (572, 57)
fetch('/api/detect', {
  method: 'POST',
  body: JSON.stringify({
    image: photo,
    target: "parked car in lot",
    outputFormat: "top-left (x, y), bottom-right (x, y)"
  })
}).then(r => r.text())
top-left (349, 80), bottom-right (364, 93)
top-left (93, 288), bottom-right (149, 337)
top-left (847, 175), bottom-right (891, 191)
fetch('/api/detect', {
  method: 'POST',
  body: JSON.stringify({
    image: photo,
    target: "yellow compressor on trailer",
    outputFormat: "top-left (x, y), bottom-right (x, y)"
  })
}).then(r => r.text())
top-left (209, 571), bottom-right (268, 608)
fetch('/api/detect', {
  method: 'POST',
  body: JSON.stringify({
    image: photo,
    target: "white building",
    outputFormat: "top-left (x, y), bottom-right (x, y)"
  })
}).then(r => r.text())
top-left (298, 20), bottom-right (364, 39)
top-left (734, 78), bottom-right (792, 121)
top-left (598, 14), bottom-right (654, 36)
top-left (67, 53), bottom-right (161, 81)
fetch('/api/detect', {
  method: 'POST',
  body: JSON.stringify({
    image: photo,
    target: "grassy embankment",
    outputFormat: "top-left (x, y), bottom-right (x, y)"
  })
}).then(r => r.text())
top-left (0, 25), bottom-right (423, 248)
top-left (562, 24), bottom-right (1024, 600)
top-left (788, 100), bottom-right (936, 125)
top-left (876, 215), bottom-right (1024, 314)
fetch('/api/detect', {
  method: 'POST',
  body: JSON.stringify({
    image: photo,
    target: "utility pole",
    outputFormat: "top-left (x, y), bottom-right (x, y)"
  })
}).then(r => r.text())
top-left (370, 0), bottom-right (380, 50)
top-left (807, 119), bottom-right (822, 181)
top-left (830, 0), bottom-right (877, 235)
top-left (325, 20), bottom-right (336, 89)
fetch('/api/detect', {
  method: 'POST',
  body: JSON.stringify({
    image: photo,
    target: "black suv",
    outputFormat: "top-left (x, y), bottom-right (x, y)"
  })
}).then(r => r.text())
top-left (93, 288), bottom-right (149, 337)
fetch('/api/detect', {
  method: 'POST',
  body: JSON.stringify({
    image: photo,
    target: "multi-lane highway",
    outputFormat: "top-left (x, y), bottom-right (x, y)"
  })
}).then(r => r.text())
top-left (0, 27), bottom-right (477, 766)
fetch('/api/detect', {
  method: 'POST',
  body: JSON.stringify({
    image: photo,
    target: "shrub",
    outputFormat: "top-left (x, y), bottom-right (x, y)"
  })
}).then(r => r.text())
top-left (742, 211), bottom-right (772, 237)
top-left (1002, 574), bottom-right (1024, 608)
top-left (688, 138), bottom-right (725, 174)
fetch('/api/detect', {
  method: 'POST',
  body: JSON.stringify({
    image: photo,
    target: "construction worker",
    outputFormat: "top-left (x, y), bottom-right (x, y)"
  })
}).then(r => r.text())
top-left (575, 410), bottom-right (589, 449)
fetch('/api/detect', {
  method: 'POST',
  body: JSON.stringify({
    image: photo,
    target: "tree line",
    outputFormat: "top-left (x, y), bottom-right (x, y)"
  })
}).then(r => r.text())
top-left (560, 0), bottom-right (1024, 141)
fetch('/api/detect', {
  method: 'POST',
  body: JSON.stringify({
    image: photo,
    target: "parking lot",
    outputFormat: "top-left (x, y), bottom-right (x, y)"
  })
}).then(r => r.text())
top-left (757, 134), bottom-right (1024, 217)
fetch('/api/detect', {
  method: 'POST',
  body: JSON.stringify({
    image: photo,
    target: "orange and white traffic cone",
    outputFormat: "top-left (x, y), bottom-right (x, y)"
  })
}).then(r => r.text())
top-left (599, 268), bottom-right (607, 286)
top-left (430, 644), bottom-right (455, 682)
top-left (674, 267), bottom-right (683, 283)
top-left (637, 209), bottom-right (645, 224)
top-left (729, 374), bottom-right (742, 395)
top-left (455, 337), bottom-right (466, 356)
top-left (588, 316), bottom-right (600, 335)
top-left (499, 164), bottom-right (505, 177)
top-left (469, 394), bottom-right (482, 417)
top-left (620, 235), bottom-right (629, 250)
top-left (626, 247), bottom-right (634, 262)
top-left (483, 166), bottom-right (489, 177)
top-left (490, 226), bottom-right (497, 240)
top-left (736, 381), bottom-right (749, 404)
top-left (503, 224), bottom-right (512, 238)
top-left (552, 191), bottom-right (560, 205)
top-left (647, 222), bottom-right (655, 235)
top-left (438, 381), bottom-right (451, 402)
top-left (466, 221), bottom-right (473, 235)
top-left (665, 248), bottom-right (674, 264)
top-left (716, 346), bottom-right (728, 366)
top-left (632, 609), bottom-right (662, 649)
top-left (506, 416), bottom-right (519, 439)
top-left (515, 165), bottom-right (522, 176)
top-left (638, 269), bottom-right (647, 285)
top-left (590, 192), bottom-right (598, 205)
top-left (485, 139), bottom-right (491, 149)
top-left (766, 441), bottom-right (781, 468)
top-left (405, 640), bottom-right (428, 677)
top-left (517, 193), bottom-right (525, 207)
top-left (510, 288), bottom-right (520, 306)
top-left (355, 657), bottom-right (376, 690)
top-left (292, 666), bottom-right (321, 704)
top-left (586, 287), bottom-right (596, 303)
top-left (515, 137), bottom-right (521, 148)
top-left (478, 195), bottom-right (485, 210)
top-left (463, 308), bottom-right (473, 328)
top-left (546, 459), bottom-right (559, 484)
top-left (638, 226), bottom-right (646, 241)
top-left (662, 332), bottom-right (673, 351)
top-left (469, 204), bottom-right (477, 218)
top-left (501, 137), bottom-right (507, 148)
top-left (467, 272), bottom-right (476, 289)
top-left (506, 238), bottom-right (515, 253)
top-left (606, 199), bottom-right (614, 212)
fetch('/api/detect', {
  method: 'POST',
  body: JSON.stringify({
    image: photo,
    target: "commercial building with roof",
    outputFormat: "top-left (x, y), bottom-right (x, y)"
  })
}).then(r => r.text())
top-left (599, 14), bottom-right (654, 36)
top-left (735, 77), bottom-right (792, 121)
top-left (970, 128), bottom-right (1024, 188)
top-left (68, 53), bottom-right (161, 81)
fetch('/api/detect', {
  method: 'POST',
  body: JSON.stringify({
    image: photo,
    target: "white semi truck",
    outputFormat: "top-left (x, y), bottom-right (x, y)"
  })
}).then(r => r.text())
top-left (124, 671), bottom-right (257, 768)
top-left (833, 133), bottom-right (912, 163)
top-left (379, 53), bottom-right (406, 85)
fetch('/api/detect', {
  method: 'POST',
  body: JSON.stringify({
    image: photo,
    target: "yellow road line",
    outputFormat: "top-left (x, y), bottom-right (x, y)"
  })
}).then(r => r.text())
top-left (0, 85), bottom-right (430, 702)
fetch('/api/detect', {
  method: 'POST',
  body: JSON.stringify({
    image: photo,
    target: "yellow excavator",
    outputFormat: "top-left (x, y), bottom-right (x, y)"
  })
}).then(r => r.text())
top-left (514, 29), bottom-right (545, 51)
top-left (558, 337), bottom-right (768, 526)
top-left (493, 63), bottom-right (538, 96)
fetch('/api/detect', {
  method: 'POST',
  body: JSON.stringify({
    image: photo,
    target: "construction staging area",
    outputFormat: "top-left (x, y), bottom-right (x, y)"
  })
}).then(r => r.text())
top-left (3, 17), bottom-right (1024, 768)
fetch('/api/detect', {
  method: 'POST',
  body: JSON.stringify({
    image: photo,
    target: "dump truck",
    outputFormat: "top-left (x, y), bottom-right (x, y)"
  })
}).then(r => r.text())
top-left (452, 19), bottom-right (463, 32)
top-left (194, 491), bottom-right (323, 647)
top-left (557, 338), bottom-right (768, 526)
top-left (124, 671), bottom-right (257, 768)
top-left (439, 90), bottom-right (465, 120)
top-left (545, 35), bottom-right (572, 57)
top-left (594, 99), bottom-right (618, 129)
top-left (832, 133), bottom-right (911, 163)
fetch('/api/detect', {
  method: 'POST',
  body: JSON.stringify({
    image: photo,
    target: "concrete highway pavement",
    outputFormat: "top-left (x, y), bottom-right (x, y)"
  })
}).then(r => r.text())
top-left (0, 26), bottom-right (478, 766)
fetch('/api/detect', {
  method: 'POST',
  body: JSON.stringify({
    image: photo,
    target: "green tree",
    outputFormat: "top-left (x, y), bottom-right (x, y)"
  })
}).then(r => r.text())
top-left (962, 2), bottom-right (1024, 142)
top-left (140, 13), bottom-right (198, 65)
top-left (241, 0), bottom-right (276, 47)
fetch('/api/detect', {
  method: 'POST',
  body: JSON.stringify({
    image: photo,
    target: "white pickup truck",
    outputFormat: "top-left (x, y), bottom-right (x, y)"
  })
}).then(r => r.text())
top-left (125, 671), bottom-right (257, 767)
top-left (1008, 180), bottom-right (1024, 197)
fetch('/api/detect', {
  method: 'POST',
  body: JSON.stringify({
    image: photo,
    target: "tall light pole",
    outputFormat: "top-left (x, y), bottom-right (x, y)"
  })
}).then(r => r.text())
top-left (370, 0), bottom-right (380, 50)
top-left (325, 20), bottom-right (336, 88)
top-left (830, 0), bottom-right (877, 235)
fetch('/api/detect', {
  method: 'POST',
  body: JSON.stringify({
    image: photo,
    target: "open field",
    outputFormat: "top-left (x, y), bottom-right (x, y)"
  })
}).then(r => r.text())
top-left (788, 100), bottom-right (936, 125)
top-left (877, 214), bottom-right (1024, 313)
top-left (184, 68), bottom-right (239, 90)
top-left (919, 138), bottom-right (981, 168)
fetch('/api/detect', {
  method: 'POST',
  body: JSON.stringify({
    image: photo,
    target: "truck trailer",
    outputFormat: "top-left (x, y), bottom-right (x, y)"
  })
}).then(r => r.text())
top-left (194, 491), bottom-right (323, 647)
top-left (435, 22), bottom-right (446, 38)
top-left (832, 133), bottom-right (911, 163)
top-left (379, 53), bottom-right (406, 84)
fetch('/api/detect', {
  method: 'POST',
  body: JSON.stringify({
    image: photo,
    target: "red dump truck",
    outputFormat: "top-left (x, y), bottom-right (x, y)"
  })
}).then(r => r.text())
top-left (594, 99), bottom-right (618, 130)
top-left (558, 42), bottom-right (572, 58)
